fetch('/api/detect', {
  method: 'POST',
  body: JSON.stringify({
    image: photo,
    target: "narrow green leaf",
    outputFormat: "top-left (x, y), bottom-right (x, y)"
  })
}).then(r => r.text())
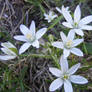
top-left (83, 43), bottom-right (92, 55)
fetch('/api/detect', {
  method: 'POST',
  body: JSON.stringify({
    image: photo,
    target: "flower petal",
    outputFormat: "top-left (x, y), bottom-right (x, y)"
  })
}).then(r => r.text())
top-left (1, 48), bottom-right (16, 56)
top-left (52, 41), bottom-right (63, 49)
top-left (32, 40), bottom-right (39, 48)
top-left (74, 5), bottom-right (81, 23)
top-left (67, 30), bottom-right (75, 40)
top-left (52, 14), bottom-right (57, 19)
top-left (79, 15), bottom-right (92, 25)
top-left (20, 24), bottom-right (30, 35)
top-left (49, 78), bottom-right (63, 91)
top-left (19, 43), bottom-right (31, 54)
top-left (68, 63), bottom-right (80, 75)
top-left (63, 48), bottom-right (70, 58)
top-left (81, 25), bottom-right (92, 30)
top-left (71, 48), bottom-right (83, 56)
top-left (74, 29), bottom-right (84, 36)
top-left (62, 22), bottom-right (73, 28)
top-left (56, 7), bottom-right (62, 14)
top-left (29, 20), bottom-right (36, 35)
top-left (36, 28), bottom-right (47, 39)
top-left (60, 55), bottom-right (69, 73)
top-left (64, 80), bottom-right (73, 92)
top-left (70, 75), bottom-right (88, 84)
top-left (0, 55), bottom-right (16, 60)
top-left (73, 39), bottom-right (84, 47)
top-left (1, 42), bottom-right (16, 49)
top-left (60, 32), bottom-right (67, 42)
top-left (49, 67), bottom-right (62, 77)
top-left (44, 13), bottom-right (48, 18)
top-left (49, 11), bottom-right (53, 16)
top-left (62, 6), bottom-right (73, 24)
top-left (14, 35), bottom-right (27, 42)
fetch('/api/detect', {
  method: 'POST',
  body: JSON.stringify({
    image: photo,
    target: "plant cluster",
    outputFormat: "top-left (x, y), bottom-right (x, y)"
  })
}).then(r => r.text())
top-left (0, 4), bottom-right (92, 92)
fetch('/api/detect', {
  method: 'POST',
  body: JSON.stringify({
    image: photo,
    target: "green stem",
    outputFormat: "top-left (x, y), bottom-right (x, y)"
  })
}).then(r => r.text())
top-left (83, 42), bottom-right (88, 55)
top-left (19, 53), bottom-right (51, 59)
top-left (51, 54), bottom-right (60, 69)
top-left (47, 15), bottom-right (63, 31)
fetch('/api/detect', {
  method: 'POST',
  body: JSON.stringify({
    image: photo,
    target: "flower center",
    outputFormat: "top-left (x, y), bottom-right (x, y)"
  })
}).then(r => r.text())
top-left (26, 33), bottom-right (32, 39)
top-left (65, 40), bottom-right (73, 49)
top-left (26, 33), bottom-right (35, 42)
top-left (63, 75), bottom-right (68, 80)
top-left (74, 22), bottom-right (78, 28)
top-left (48, 16), bottom-right (52, 20)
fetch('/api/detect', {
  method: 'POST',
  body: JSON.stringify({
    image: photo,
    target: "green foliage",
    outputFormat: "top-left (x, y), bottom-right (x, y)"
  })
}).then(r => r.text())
top-left (84, 43), bottom-right (92, 55)
top-left (0, 0), bottom-right (92, 92)
top-left (9, 48), bottom-right (18, 55)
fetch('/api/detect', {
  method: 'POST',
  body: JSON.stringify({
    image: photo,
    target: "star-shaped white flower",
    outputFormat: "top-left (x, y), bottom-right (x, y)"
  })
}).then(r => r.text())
top-left (49, 56), bottom-right (88, 92)
top-left (62, 5), bottom-right (92, 36)
top-left (14, 20), bottom-right (47, 54)
top-left (52, 30), bottom-right (84, 58)
top-left (56, 6), bottom-right (70, 14)
top-left (0, 42), bottom-right (18, 60)
top-left (44, 11), bottom-right (57, 23)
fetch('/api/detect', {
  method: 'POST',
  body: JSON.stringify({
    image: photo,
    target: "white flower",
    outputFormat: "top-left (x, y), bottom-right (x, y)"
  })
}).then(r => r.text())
top-left (62, 5), bottom-right (92, 36)
top-left (0, 42), bottom-right (18, 60)
top-left (56, 6), bottom-right (70, 14)
top-left (49, 56), bottom-right (88, 92)
top-left (52, 30), bottom-right (83, 58)
top-left (44, 11), bottom-right (57, 23)
top-left (14, 20), bottom-right (47, 54)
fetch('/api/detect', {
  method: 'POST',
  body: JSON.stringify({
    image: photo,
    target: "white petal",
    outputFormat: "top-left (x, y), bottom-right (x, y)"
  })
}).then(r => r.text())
top-left (73, 39), bottom-right (84, 47)
top-left (74, 29), bottom-right (84, 36)
top-left (32, 40), bottom-right (39, 48)
top-left (70, 75), bottom-right (88, 84)
top-left (56, 7), bottom-right (62, 14)
top-left (79, 15), bottom-right (92, 25)
top-left (19, 43), bottom-right (31, 54)
top-left (44, 13), bottom-right (48, 18)
top-left (67, 30), bottom-right (75, 40)
top-left (36, 28), bottom-right (47, 39)
top-left (20, 24), bottom-right (30, 35)
top-left (52, 14), bottom-right (57, 19)
top-left (29, 20), bottom-right (36, 35)
top-left (49, 78), bottom-right (63, 91)
top-left (1, 48), bottom-right (16, 56)
top-left (63, 48), bottom-right (70, 58)
top-left (1, 42), bottom-right (16, 49)
top-left (64, 80), bottom-right (73, 92)
top-left (60, 55), bottom-right (69, 73)
top-left (62, 22), bottom-right (73, 28)
top-left (0, 55), bottom-right (16, 60)
top-left (68, 63), bottom-right (80, 75)
top-left (81, 25), bottom-right (92, 30)
top-left (52, 42), bottom-right (63, 49)
top-left (62, 6), bottom-right (73, 24)
top-left (71, 48), bottom-right (83, 56)
top-left (60, 32), bottom-right (67, 42)
top-left (14, 35), bottom-right (27, 42)
top-left (74, 5), bottom-right (81, 23)
top-left (48, 20), bottom-right (51, 23)
top-left (49, 11), bottom-right (53, 16)
top-left (49, 67), bottom-right (62, 77)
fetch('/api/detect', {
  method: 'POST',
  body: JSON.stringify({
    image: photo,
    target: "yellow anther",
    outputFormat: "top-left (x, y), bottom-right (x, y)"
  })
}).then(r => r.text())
top-left (26, 33), bottom-right (32, 39)
top-left (63, 75), bottom-right (68, 80)
top-left (74, 22), bottom-right (78, 28)
top-left (66, 40), bottom-right (73, 47)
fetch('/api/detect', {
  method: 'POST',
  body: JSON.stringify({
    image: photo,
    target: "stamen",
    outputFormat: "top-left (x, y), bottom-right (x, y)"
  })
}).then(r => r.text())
top-left (65, 40), bottom-right (73, 49)
top-left (63, 75), bottom-right (68, 79)
top-left (26, 33), bottom-right (32, 39)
